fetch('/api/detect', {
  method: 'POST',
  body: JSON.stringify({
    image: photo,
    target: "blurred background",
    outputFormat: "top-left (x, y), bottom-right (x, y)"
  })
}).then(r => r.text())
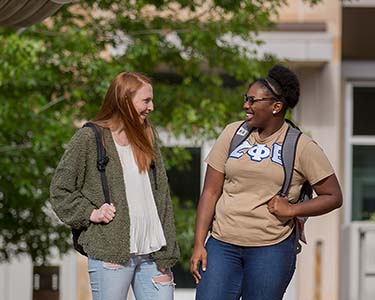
top-left (0, 0), bottom-right (374, 299)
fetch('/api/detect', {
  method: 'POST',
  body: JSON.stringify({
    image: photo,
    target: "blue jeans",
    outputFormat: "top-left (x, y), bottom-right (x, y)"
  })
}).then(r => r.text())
top-left (196, 232), bottom-right (296, 300)
top-left (88, 255), bottom-right (175, 300)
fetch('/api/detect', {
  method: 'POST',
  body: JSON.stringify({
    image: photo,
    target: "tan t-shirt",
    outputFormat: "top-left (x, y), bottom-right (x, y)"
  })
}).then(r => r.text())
top-left (206, 121), bottom-right (334, 246)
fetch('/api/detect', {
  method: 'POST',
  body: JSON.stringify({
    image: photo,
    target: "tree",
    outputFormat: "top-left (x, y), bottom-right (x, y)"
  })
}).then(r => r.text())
top-left (0, 0), bottom-right (320, 266)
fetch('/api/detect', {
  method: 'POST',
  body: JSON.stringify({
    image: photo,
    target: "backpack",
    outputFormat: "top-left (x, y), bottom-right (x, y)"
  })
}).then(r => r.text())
top-left (71, 122), bottom-right (111, 256)
top-left (228, 119), bottom-right (313, 253)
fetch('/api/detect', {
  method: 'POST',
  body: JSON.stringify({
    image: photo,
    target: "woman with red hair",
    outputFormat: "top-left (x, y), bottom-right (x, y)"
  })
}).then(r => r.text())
top-left (51, 72), bottom-right (180, 300)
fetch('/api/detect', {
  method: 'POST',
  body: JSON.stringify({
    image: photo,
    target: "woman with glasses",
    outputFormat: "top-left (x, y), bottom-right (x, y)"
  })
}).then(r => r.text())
top-left (190, 64), bottom-right (342, 300)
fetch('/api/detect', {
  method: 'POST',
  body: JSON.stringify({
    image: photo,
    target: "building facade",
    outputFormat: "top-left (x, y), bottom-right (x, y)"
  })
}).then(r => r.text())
top-left (1, 1), bottom-right (375, 299)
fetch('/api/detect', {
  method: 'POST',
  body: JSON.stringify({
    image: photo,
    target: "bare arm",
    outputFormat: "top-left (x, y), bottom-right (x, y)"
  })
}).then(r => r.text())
top-left (268, 174), bottom-right (343, 218)
top-left (190, 165), bottom-right (224, 283)
top-left (293, 173), bottom-right (342, 217)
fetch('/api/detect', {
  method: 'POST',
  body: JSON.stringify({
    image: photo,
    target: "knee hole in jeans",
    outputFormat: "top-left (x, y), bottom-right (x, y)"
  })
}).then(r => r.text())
top-left (102, 262), bottom-right (123, 270)
top-left (152, 272), bottom-right (175, 289)
top-left (153, 274), bottom-right (172, 283)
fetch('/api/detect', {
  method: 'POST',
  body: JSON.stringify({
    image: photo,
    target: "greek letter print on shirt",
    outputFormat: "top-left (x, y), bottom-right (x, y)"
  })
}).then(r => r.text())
top-left (230, 141), bottom-right (283, 165)
top-left (205, 121), bottom-right (334, 247)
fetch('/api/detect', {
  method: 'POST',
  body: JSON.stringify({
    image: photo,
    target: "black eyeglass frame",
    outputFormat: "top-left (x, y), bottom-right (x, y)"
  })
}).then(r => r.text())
top-left (243, 94), bottom-right (277, 105)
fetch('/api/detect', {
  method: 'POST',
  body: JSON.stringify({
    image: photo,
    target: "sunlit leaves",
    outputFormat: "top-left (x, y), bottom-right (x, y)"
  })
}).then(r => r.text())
top-left (0, 0), bottom-right (320, 265)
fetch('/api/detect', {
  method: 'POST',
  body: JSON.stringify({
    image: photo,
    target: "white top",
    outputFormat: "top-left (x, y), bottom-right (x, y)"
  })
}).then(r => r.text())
top-left (114, 141), bottom-right (166, 255)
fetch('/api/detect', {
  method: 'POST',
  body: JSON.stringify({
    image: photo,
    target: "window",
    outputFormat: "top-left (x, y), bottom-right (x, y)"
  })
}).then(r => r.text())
top-left (167, 147), bottom-right (201, 204)
top-left (346, 84), bottom-right (375, 222)
top-left (353, 87), bottom-right (375, 135)
top-left (352, 146), bottom-right (375, 220)
top-left (33, 266), bottom-right (59, 300)
top-left (165, 147), bottom-right (201, 288)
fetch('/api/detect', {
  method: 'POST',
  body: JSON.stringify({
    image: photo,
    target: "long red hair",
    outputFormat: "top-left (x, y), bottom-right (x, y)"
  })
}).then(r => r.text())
top-left (94, 72), bottom-right (156, 172)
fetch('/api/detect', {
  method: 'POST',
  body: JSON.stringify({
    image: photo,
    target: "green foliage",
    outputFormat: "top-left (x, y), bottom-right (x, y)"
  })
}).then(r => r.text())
top-left (161, 146), bottom-right (192, 171)
top-left (172, 196), bottom-right (196, 271)
top-left (0, 33), bottom-right (75, 263)
top-left (0, 0), bottom-right (320, 267)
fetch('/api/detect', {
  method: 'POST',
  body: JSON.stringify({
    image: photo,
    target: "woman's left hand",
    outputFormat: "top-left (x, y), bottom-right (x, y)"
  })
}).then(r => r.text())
top-left (267, 195), bottom-right (294, 218)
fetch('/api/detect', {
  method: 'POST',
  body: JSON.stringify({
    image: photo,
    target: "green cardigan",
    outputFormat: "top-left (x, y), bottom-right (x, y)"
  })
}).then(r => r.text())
top-left (50, 126), bottom-right (180, 268)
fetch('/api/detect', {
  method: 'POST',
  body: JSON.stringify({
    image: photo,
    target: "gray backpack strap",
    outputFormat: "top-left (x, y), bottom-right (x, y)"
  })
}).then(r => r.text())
top-left (228, 121), bottom-right (254, 156)
top-left (229, 121), bottom-right (302, 198)
top-left (279, 126), bottom-right (301, 197)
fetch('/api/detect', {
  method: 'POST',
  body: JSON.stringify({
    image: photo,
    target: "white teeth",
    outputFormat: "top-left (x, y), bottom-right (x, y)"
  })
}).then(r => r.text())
top-left (246, 113), bottom-right (253, 120)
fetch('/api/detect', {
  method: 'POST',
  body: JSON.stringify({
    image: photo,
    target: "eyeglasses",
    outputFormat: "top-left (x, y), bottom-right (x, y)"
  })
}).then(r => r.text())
top-left (243, 94), bottom-right (277, 105)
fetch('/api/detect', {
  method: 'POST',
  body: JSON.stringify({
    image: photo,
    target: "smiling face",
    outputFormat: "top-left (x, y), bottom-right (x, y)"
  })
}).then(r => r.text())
top-left (244, 82), bottom-right (278, 128)
top-left (131, 83), bottom-right (154, 124)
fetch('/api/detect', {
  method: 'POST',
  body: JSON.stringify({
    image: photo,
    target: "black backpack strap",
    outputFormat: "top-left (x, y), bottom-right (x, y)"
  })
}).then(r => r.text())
top-left (285, 118), bottom-right (299, 130)
top-left (228, 121), bottom-right (254, 156)
top-left (83, 122), bottom-right (111, 204)
top-left (279, 126), bottom-right (301, 197)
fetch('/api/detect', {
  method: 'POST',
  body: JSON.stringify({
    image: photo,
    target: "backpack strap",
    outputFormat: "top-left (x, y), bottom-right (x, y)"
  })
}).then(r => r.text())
top-left (83, 122), bottom-right (111, 204)
top-left (229, 121), bottom-right (254, 156)
top-left (279, 126), bottom-right (301, 197)
top-left (228, 120), bottom-right (302, 198)
top-left (228, 119), bottom-right (310, 253)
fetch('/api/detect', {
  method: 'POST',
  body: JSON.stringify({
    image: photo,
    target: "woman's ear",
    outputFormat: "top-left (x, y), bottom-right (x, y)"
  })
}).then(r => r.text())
top-left (272, 101), bottom-right (283, 114)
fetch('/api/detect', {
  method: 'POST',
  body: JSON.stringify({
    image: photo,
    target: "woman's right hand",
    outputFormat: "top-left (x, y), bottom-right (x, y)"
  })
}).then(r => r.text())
top-left (190, 245), bottom-right (207, 284)
top-left (190, 166), bottom-right (224, 284)
top-left (90, 203), bottom-right (116, 223)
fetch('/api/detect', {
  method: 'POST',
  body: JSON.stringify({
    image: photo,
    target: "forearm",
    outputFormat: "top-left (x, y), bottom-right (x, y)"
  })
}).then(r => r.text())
top-left (292, 174), bottom-right (343, 218)
top-left (291, 193), bottom-right (342, 218)
top-left (50, 188), bottom-right (96, 228)
top-left (193, 165), bottom-right (224, 246)
top-left (194, 192), bottom-right (219, 246)
top-left (50, 128), bottom-right (95, 228)
top-left (190, 165), bottom-right (224, 283)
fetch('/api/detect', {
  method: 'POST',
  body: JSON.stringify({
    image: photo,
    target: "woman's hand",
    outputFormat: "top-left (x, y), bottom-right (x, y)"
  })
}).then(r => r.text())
top-left (90, 203), bottom-right (116, 223)
top-left (190, 245), bottom-right (207, 284)
top-left (267, 195), bottom-right (294, 218)
top-left (268, 175), bottom-right (343, 220)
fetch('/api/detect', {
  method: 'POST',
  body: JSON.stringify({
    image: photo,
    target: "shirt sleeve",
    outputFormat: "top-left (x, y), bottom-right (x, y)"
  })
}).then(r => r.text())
top-left (205, 122), bottom-right (240, 173)
top-left (297, 138), bottom-right (335, 185)
top-left (50, 127), bottom-right (96, 229)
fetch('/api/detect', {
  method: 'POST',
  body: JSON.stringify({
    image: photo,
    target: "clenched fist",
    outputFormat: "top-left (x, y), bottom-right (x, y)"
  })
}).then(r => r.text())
top-left (267, 194), bottom-right (294, 218)
top-left (90, 203), bottom-right (116, 223)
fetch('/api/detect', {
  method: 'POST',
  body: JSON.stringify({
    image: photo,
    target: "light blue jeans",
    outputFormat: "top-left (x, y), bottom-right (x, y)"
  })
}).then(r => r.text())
top-left (88, 255), bottom-right (175, 300)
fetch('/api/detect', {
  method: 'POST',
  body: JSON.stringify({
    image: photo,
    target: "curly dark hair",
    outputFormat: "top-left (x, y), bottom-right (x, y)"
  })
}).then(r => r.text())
top-left (252, 64), bottom-right (300, 109)
top-left (268, 64), bottom-right (300, 108)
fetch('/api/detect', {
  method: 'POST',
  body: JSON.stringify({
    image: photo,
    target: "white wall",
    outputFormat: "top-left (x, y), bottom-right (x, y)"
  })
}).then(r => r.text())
top-left (0, 251), bottom-right (77, 300)
top-left (295, 64), bottom-right (342, 300)
top-left (0, 255), bottom-right (33, 300)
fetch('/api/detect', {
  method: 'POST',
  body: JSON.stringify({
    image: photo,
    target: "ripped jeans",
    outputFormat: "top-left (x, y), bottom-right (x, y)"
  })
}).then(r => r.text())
top-left (88, 254), bottom-right (174, 300)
